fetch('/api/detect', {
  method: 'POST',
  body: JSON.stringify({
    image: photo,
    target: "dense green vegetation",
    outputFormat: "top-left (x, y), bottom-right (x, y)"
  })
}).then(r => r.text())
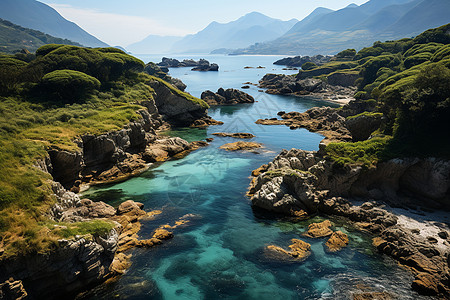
top-left (0, 18), bottom-right (80, 53)
top-left (303, 24), bottom-right (450, 165)
top-left (0, 44), bottom-right (207, 257)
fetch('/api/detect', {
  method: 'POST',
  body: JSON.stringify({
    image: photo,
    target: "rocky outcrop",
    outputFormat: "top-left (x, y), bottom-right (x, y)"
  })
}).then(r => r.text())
top-left (219, 141), bottom-right (262, 151)
top-left (0, 227), bottom-right (119, 299)
top-left (273, 55), bottom-right (331, 67)
top-left (157, 58), bottom-right (219, 71)
top-left (305, 220), bottom-right (333, 238)
top-left (325, 231), bottom-right (349, 252)
top-left (327, 72), bottom-right (359, 87)
top-left (248, 148), bottom-right (450, 296)
top-left (143, 62), bottom-right (187, 91)
top-left (0, 279), bottom-right (27, 300)
top-left (267, 239), bottom-right (311, 260)
top-left (345, 113), bottom-right (383, 142)
top-left (212, 132), bottom-right (255, 139)
top-left (259, 73), bottom-right (356, 103)
top-left (201, 88), bottom-right (254, 106)
top-left (148, 80), bottom-right (209, 126)
top-left (256, 107), bottom-right (352, 145)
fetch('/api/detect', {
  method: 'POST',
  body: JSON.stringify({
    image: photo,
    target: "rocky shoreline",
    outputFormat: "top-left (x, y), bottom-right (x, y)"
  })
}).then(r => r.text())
top-left (0, 76), bottom-right (220, 299)
top-left (247, 104), bottom-right (450, 297)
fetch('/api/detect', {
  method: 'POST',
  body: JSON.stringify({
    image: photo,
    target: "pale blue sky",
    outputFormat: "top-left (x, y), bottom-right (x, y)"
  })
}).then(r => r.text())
top-left (40, 0), bottom-right (368, 46)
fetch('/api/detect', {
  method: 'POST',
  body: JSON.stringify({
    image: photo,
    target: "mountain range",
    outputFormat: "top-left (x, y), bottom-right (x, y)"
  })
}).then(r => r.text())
top-left (128, 12), bottom-right (298, 54)
top-left (231, 0), bottom-right (450, 55)
top-left (0, 0), bottom-right (108, 48)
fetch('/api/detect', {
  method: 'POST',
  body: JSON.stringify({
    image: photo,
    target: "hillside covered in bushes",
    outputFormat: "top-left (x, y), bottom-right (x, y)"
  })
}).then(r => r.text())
top-left (297, 23), bottom-right (450, 162)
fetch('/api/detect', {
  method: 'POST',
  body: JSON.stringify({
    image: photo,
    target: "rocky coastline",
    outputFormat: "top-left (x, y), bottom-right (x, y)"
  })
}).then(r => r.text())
top-left (0, 76), bottom-right (220, 299)
top-left (247, 104), bottom-right (450, 297)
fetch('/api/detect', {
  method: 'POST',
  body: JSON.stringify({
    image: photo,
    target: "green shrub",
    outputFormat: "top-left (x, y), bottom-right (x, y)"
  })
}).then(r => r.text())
top-left (336, 48), bottom-right (356, 59)
top-left (301, 62), bottom-right (317, 70)
top-left (40, 69), bottom-right (101, 103)
top-left (403, 52), bottom-right (432, 69)
top-left (431, 44), bottom-right (450, 62)
top-left (325, 137), bottom-right (391, 168)
top-left (403, 43), bottom-right (443, 57)
top-left (354, 46), bottom-right (384, 60)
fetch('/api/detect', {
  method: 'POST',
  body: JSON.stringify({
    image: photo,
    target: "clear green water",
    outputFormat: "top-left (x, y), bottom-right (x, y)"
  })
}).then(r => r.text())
top-left (82, 56), bottom-right (427, 299)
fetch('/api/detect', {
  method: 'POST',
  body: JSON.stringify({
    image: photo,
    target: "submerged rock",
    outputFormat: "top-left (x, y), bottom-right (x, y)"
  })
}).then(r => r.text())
top-left (267, 238), bottom-right (311, 260)
top-left (219, 141), bottom-right (262, 151)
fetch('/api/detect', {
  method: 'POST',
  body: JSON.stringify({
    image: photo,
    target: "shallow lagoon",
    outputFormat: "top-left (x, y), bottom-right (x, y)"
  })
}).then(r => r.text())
top-left (83, 55), bottom-right (428, 299)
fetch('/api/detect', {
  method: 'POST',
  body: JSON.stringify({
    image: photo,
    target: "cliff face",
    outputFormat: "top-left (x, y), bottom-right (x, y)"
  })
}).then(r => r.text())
top-left (0, 182), bottom-right (118, 299)
top-left (44, 78), bottom-right (212, 190)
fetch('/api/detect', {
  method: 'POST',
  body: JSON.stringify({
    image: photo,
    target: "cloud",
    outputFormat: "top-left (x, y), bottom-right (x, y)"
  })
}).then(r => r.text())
top-left (47, 4), bottom-right (190, 46)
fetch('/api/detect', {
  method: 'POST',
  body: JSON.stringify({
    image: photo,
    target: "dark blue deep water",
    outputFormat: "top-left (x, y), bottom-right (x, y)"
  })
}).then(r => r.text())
top-left (82, 55), bottom-right (429, 299)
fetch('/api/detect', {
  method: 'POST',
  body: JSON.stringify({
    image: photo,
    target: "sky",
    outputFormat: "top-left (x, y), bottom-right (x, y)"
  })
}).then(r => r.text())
top-left (40, 0), bottom-right (369, 46)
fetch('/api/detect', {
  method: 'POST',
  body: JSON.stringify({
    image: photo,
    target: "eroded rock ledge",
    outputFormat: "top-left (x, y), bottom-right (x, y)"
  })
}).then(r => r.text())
top-left (248, 148), bottom-right (450, 296)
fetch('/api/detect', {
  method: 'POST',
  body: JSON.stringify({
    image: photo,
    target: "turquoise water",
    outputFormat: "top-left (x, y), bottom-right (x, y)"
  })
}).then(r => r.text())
top-left (82, 55), bottom-right (427, 299)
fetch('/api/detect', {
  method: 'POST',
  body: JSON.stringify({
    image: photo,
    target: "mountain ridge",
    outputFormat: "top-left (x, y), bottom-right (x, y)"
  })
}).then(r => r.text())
top-left (170, 12), bottom-right (298, 54)
top-left (0, 0), bottom-right (108, 48)
top-left (230, 0), bottom-right (450, 55)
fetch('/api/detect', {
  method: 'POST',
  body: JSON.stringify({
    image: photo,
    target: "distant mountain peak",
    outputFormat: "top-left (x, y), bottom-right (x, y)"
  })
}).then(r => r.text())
top-left (346, 3), bottom-right (359, 8)
top-left (171, 12), bottom-right (298, 54)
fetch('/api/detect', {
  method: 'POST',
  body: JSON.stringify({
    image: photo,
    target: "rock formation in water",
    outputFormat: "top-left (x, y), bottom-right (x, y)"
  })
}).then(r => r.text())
top-left (201, 88), bottom-right (254, 106)
top-left (157, 57), bottom-right (219, 71)
top-left (259, 73), bottom-right (356, 101)
top-left (219, 141), bottom-right (262, 151)
top-left (273, 55), bottom-right (332, 67)
top-left (212, 132), bottom-right (255, 139)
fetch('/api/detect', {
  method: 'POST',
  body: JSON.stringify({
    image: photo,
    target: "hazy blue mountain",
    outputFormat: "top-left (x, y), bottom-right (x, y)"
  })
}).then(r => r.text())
top-left (171, 12), bottom-right (298, 54)
top-left (284, 7), bottom-right (334, 35)
top-left (127, 35), bottom-right (183, 54)
top-left (231, 0), bottom-right (450, 55)
top-left (385, 0), bottom-right (450, 36)
top-left (0, 0), bottom-right (108, 48)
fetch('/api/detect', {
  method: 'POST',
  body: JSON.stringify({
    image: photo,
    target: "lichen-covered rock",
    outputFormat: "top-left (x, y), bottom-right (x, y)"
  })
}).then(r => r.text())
top-left (219, 141), bottom-right (262, 151)
top-left (305, 220), bottom-right (333, 238)
top-left (267, 239), bottom-right (311, 260)
top-left (325, 231), bottom-right (349, 251)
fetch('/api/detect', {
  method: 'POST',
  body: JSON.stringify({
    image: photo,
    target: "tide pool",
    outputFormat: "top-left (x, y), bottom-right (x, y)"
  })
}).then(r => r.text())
top-left (82, 55), bottom-right (428, 300)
